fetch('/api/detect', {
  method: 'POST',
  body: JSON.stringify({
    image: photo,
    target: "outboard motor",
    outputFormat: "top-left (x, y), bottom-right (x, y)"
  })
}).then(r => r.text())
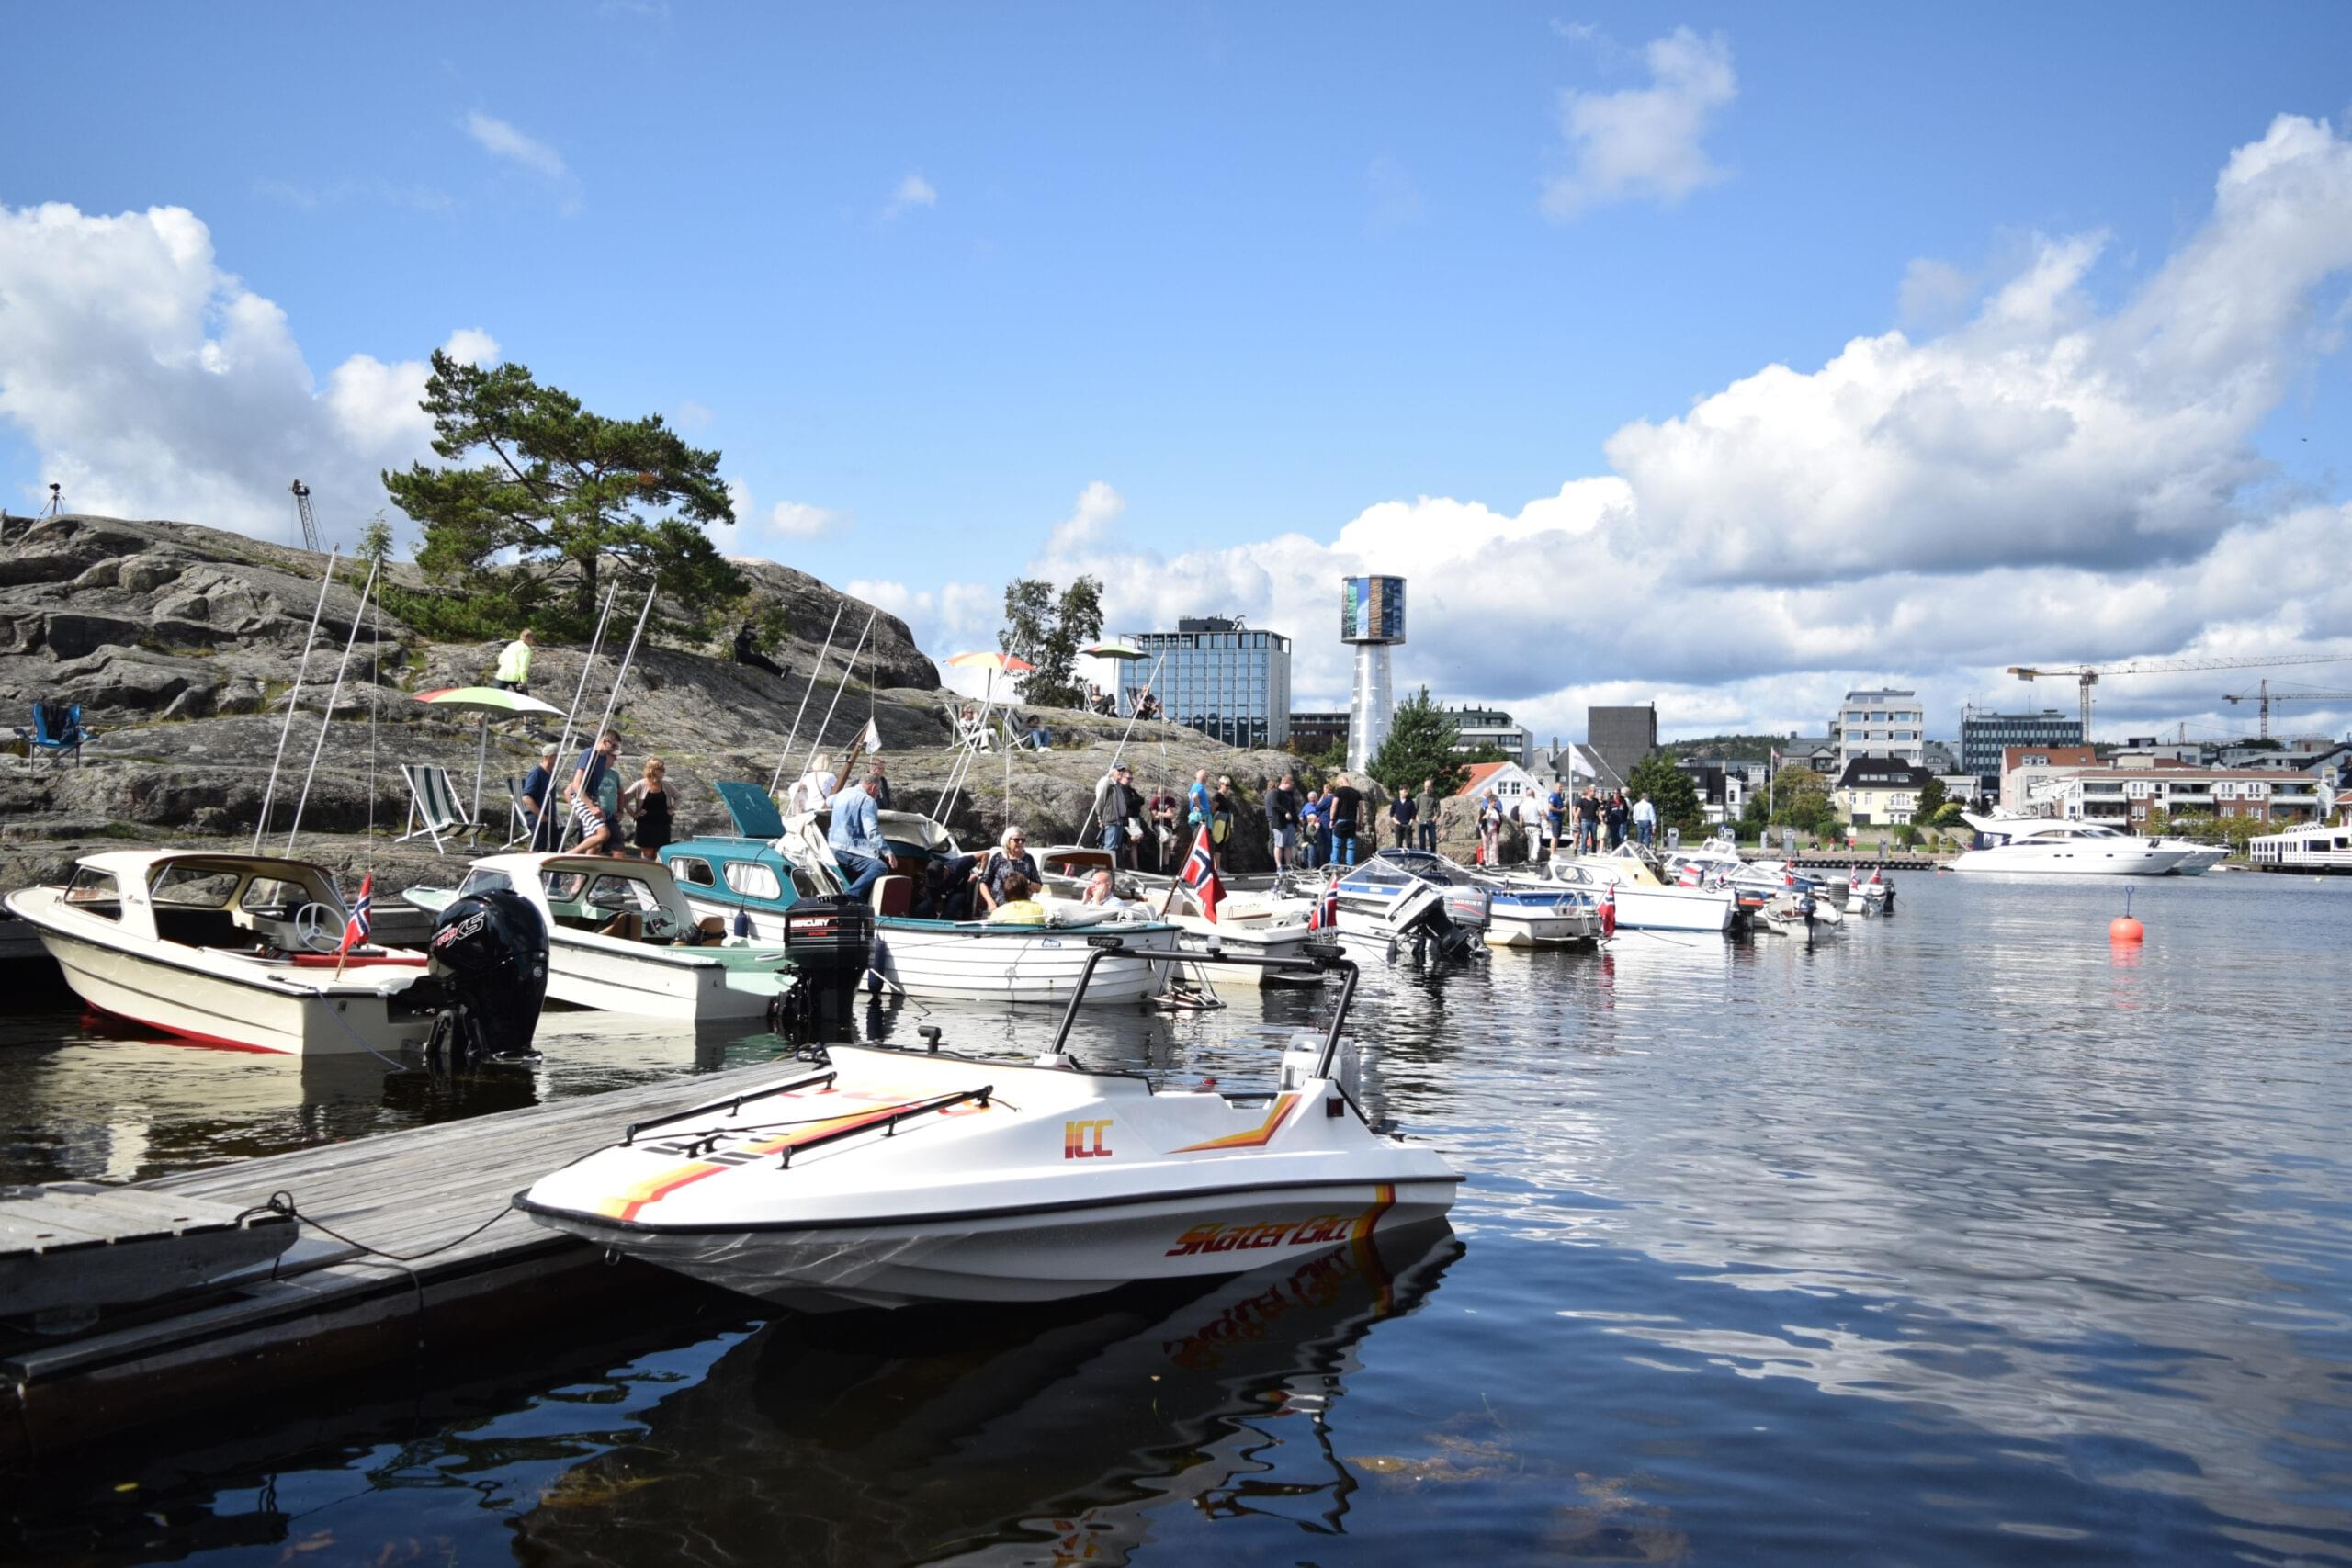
top-left (769, 894), bottom-right (876, 1043)
top-left (425, 889), bottom-right (548, 1069)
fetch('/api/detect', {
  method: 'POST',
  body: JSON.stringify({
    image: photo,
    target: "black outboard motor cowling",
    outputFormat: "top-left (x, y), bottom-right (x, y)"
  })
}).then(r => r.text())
top-left (426, 889), bottom-right (548, 1067)
top-left (770, 894), bottom-right (876, 1042)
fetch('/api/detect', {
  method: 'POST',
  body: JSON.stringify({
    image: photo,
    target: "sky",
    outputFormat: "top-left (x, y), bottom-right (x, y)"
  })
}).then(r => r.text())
top-left (5, 3), bottom-right (2351, 747)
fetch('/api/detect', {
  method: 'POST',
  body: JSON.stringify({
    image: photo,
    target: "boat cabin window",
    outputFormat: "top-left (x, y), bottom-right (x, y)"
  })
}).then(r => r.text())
top-left (723, 862), bottom-right (782, 900)
top-left (670, 856), bottom-right (717, 888)
top-left (241, 875), bottom-right (317, 918)
top-left (62, 867), bottom-right (121, 920)
top-left (152, 866), bottom-right (240, 908)
top-left (458, 868), bottom-right (516, 897)
top-left (582, 874), bottom-right (659, 912)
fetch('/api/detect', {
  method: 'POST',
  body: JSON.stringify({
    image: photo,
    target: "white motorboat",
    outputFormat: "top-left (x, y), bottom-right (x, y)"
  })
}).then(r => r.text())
top-left (2148, 839), bottom-right (2227, 876)
top-left (406, 853), bottom-right (788, 1021)
top-left (659, 788), bottom-right (1183, 1006)
top-left (1544, 851), bottom-right (1737, 934)
top-left (1953, 815), bottom-right (2188, 875)
top-left (1317, 851), bottom-right (1492, 958)
top-left (515, 946), bottom-right (1461, 1310)
top-left (4, 850), bottom-right (447, 1055)
top-left (1034, 845), bottom-right (1319, 982)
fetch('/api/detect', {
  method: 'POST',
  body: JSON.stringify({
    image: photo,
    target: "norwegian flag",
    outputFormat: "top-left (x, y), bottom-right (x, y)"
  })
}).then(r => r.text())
top-left (1180, 825), bottom-right (1221, 922)
top-left (1677, 862), bottom-right (1702, 887)
top-left (338, 873), bottom-right (374, 954)
top-left (1307, 878), bottom-right (1339, 931)
top-left (1599, 880), bottom-right (1617, 938)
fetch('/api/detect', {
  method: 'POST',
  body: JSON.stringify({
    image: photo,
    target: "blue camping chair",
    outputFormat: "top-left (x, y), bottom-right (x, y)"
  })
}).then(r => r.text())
top-left (16, 700), bottom-right (96, 765)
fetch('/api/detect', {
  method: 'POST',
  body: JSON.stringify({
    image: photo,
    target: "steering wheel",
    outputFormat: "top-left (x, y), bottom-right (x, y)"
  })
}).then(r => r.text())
top-left (292, 902), bottom-right (342, 953)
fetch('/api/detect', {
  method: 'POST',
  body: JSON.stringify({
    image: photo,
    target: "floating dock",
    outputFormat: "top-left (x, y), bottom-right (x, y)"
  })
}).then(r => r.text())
top-left (1, 1055), bottom-right (808, 1461)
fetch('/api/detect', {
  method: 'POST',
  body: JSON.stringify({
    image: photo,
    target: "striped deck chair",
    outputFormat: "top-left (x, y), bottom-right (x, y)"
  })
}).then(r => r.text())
top-left (397, 762), bottom-right (487, 853)
top-left (502, 776), bottom-right (544, 850)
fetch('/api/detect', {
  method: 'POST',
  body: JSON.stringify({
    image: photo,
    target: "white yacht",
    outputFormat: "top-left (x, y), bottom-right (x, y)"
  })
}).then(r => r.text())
top-left (1952, 815), bottom-right (2188, 875)
top-left (2147, 839), bottom-right (2228, 875)
top-left (5, 850), bottom-right (445, 1055)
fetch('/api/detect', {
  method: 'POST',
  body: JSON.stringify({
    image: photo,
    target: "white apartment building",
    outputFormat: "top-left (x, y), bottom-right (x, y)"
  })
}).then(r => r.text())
top-left (1831, 688), bottom-right (1927, 773)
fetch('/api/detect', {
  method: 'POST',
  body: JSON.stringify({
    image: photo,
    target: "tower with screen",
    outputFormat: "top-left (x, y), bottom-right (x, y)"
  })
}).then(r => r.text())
top-left (1340, 575), bottom-right (1406, 773)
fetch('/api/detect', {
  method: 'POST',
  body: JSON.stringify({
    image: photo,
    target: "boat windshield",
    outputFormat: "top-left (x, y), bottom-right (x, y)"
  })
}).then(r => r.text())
top-left (458, 868), bottom-right (517, 897)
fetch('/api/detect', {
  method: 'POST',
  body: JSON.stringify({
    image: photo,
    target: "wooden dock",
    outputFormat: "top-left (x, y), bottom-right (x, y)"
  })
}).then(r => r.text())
top-left (1, 1055), bottom-right (811, 1461)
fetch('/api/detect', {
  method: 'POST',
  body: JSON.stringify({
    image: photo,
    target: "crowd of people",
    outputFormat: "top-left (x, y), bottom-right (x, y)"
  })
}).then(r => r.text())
top-left (1466, 783), bottom-right (1657, 863)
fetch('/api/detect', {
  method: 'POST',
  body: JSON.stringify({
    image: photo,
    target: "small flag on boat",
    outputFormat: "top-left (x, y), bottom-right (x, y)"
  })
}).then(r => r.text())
top-left (859, 716), bottom-right (883, 752)
top-left (1600, 880), bottom-right (1616, 938)
top-left (1308, 879), bottom-right (1339, 931)
top-left (1677, 863), bottom-right (1702, 886)
top-left (338, 874), bottom-right (374, 954)
top-left (1180, 825), bottom-right (1221, 922)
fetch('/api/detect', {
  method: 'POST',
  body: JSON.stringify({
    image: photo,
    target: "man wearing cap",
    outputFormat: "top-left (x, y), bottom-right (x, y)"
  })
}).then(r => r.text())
top-left (519, 742), bottom-right (560, 850)
top-left (1095, 762), bottom-right (1142, 869)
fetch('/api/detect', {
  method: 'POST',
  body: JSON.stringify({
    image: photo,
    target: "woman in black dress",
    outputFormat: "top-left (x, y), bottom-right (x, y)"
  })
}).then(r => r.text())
top-left (625, 756), bottom-right (674, 859)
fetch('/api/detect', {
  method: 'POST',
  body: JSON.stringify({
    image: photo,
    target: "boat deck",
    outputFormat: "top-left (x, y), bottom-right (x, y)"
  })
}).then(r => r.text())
top-left (1, 1055), bottom-right (810, 1461)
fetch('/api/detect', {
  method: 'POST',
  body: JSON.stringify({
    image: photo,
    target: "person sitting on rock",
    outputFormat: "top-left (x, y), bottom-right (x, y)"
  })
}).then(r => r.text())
top-left (732, 620), bottom-right (785, 678)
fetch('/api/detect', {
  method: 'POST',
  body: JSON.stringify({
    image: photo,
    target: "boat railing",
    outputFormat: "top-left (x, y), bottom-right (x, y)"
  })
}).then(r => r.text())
top-left (622, 1068), bottom-right (840, 1145)
top-left (774, 1085), bottom-right (996, 1168)
top-left (1048, 936), bottom-right (1359, 1081)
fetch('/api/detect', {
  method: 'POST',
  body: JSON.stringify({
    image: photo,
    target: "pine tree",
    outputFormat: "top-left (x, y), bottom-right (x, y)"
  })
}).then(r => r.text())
top-left (1626, 750), bottom-right (1703, 833)
top-left (1368, 687), bottom-right (1468, 796)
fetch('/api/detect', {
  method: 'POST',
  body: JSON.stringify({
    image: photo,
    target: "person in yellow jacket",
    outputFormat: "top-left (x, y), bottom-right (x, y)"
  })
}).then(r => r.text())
top-left (985, 873), bottom-right (1046, 926)
top-left (493, 629), bottom-right (535, 692)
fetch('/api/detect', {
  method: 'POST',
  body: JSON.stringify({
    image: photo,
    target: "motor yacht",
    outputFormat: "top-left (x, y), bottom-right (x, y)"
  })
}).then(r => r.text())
top-left (5, 850), bottom-right (447, 1055)
top-left (405, 852), bottom-right (788, 1021)
top-left (1953, 815), bottom-right (2188, 875)
top-left (515, 946), bottom-right (1460, 1310)
top-left (658, 784), bottom-right (1182, 1006)
top-left (2147, 839), bottom-right (2227, 875)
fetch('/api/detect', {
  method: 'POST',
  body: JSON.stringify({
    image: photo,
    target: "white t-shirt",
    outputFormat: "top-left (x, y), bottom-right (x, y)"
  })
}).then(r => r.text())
top-left (787, 771), bottom-right (839, 816)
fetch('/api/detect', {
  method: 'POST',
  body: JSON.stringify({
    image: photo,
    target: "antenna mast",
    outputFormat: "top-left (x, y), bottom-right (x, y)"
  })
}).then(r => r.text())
top-left (290, 479), bottom-right (322, 553)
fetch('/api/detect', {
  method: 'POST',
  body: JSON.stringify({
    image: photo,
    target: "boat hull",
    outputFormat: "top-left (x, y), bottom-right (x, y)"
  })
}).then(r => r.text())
top-left (869, 921), bottom-right (1181, 1005)
top-left (1951, 847), bottom-right (2186, 874)
top-left (526, 1178), bottom-right (1458, 1311)
top-left (18, 919), bottom-right (431, 1056)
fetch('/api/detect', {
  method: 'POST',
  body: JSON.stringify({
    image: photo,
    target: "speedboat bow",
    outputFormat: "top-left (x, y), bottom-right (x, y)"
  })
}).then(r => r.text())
top-left (515, 944), bottom-right (1459, 1310)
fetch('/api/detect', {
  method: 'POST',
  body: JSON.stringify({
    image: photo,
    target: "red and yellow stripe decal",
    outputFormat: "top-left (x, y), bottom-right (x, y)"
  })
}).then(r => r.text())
top-left (1172, 1092), bottom-right (1300, 1154)
top-left (1351, 1181), bottom-right (1400, 1313)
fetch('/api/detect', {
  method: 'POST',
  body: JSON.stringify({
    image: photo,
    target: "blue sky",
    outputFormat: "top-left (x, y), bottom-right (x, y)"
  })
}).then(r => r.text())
top-left (6, 4), bottom-right (2351, 741)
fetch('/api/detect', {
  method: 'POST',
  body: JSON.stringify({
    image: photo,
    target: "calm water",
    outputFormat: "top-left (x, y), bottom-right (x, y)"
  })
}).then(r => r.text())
top-left (6, 871), bottom-right (2351, 1565)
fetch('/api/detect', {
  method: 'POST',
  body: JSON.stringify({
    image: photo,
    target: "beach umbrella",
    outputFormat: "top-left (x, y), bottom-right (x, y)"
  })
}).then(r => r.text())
top-left (1081, 638), bottom-right (1146, 660)
top-left (413, 686), bottom-right (564, 819)
top-left (945, 650), bottom-right (1035, 673)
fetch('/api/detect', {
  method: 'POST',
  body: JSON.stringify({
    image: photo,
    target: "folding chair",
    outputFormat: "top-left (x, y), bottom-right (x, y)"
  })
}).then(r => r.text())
top-left (15, 699), bottom-right (97, 766)
top-left (947, 701), bottom-right (993, 753)
top-left (396, 762), bottom-right (488, 853)
top-left (502, 776), bottom-right (544, 849)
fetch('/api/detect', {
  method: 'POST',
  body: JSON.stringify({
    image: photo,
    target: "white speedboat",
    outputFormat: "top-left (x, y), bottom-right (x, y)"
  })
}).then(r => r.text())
top-left (406, 853), bottom-right (787, 1021)
top-left (1318, 851), bottom-right (1492, 958)
top-left (658, 788), bottom-right (1182, 1006)
top-left (1953, 815), bottom-right (2188, 875)
top-left (1035, 844), bottom-right (1319, 981)
top-left (2148, 839), bottom-right (2227, 876)
top-left (4, 850), bottom-right (446, 1055)
top-left (1545, 851), bottom-right (1737, 934)
top-left (515, 947), bottom-right (1461, 1310)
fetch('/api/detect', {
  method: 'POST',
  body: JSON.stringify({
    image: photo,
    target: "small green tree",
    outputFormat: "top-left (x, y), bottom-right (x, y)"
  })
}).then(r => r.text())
top-left (357, 511), bottom-right (397, 567)
top-left (1770, 768), bottom-right (1832, 829)
top-left (383, 350), bottom-right (742, 639)
top-left (1626, 750), bottom-right (1703, 833)
top-left (1916, 776), bottom-right (1948, 821)
top-left (2145, 806), bottom-right (2172, 837)
top-left (1367, 687), bottom-right (1469, 797)
top-left (999, 576), bottom-right (1104, 708)
top-left (1311, 736), bottom-right (1351, 772)
top-left (1931, 800), bottom-right (1968, 828)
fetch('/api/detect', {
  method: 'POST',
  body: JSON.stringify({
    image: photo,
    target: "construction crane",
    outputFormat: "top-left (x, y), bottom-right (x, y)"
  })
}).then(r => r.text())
top-left (2007, 653), bottom-right (2352, 739)
top-left (289, 479), bottom-right (322, 554)
top-left (2222, 679), bottom-right (2352, 740)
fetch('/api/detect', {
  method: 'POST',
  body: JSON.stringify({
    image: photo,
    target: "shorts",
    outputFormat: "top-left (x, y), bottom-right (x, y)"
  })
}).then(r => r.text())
top-left (571, 801), bottom-right (610, 839)
top-left (1271, 828), bottom-right (1295, 852)
top-left (1212, 817), bottom-right (1230, 844)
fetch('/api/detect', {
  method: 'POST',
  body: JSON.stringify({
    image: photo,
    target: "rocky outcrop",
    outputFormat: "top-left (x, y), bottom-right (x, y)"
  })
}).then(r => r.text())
top-left (0, 513), bottom-right (1312, 892)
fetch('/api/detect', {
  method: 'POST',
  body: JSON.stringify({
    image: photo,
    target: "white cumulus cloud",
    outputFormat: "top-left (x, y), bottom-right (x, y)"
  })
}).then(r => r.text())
top-left (464, 111), bottom-right (568, 180)
top-left (1542, 26), bottom-right (1736, 220)
top-left (0, 200), bottom-right (494, 547)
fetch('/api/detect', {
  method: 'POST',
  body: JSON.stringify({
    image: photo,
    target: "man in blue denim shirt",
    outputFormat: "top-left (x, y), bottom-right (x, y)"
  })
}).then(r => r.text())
top-left (827, 774), bottom-right (897, 899)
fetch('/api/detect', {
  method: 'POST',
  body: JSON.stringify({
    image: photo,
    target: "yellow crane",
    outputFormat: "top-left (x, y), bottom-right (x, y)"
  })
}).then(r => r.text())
top-left (2007, 653), bottom-right (2352, 739)
top-left (2222, 679), bottom-right (2352, 740)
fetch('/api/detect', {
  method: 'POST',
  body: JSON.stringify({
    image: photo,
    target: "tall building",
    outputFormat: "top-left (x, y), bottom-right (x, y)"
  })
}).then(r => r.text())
top-left (1586, 705), bottom-right (1657, 790)
top-left (1286, 710), bottom-right (1351, 757)
top-left (1831, 688), bottom-right (1926, 773)
top-left (1960, 705), bottom-right (2083, 793)
top-left (1447, 706), bottom-right (1532, 767)
top-left (1124, 617), bottom-right (1292, 750)
top-left (1340, 575), bottom-right (1406, 773)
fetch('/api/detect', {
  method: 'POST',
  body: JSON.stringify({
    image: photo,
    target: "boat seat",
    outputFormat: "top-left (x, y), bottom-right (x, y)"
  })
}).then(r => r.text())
top-left (870, 875), bottom-right (914, 918)
top-left (153, 907), bottom-right (247, 950)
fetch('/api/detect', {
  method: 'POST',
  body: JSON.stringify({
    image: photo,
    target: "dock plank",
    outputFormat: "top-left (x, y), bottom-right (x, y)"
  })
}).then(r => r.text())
top-left (3, 1055), bottom-right (818, 1457)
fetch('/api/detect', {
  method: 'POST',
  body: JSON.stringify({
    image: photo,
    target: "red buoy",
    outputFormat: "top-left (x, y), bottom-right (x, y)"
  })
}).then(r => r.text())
top-left (2109, 915), bottom-right (2143, 943)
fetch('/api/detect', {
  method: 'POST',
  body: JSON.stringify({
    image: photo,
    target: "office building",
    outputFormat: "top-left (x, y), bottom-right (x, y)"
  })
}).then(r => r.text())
top-left (1960, 705), bottom-right (2082, 792)
top-left (1447, 706), bottom-right (1532, 768)
top-left (1123, 617), bottom-right (1292, 750)
top-left (1832, 689), bottom-right (1927, 772)
top-left (1586, 705), bottom-right (1657, 791)
top-left (1287, 710), bottom-right (1351, 757)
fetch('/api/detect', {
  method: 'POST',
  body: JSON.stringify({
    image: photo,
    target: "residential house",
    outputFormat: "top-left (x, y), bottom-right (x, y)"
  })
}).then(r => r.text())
top-left (1833, 757), bottom-right (1938, 826)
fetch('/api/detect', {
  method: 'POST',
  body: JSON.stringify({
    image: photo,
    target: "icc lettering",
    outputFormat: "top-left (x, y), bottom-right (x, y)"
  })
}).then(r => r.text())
top-left (1063, 1119), bottom-right (1114, 1159)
